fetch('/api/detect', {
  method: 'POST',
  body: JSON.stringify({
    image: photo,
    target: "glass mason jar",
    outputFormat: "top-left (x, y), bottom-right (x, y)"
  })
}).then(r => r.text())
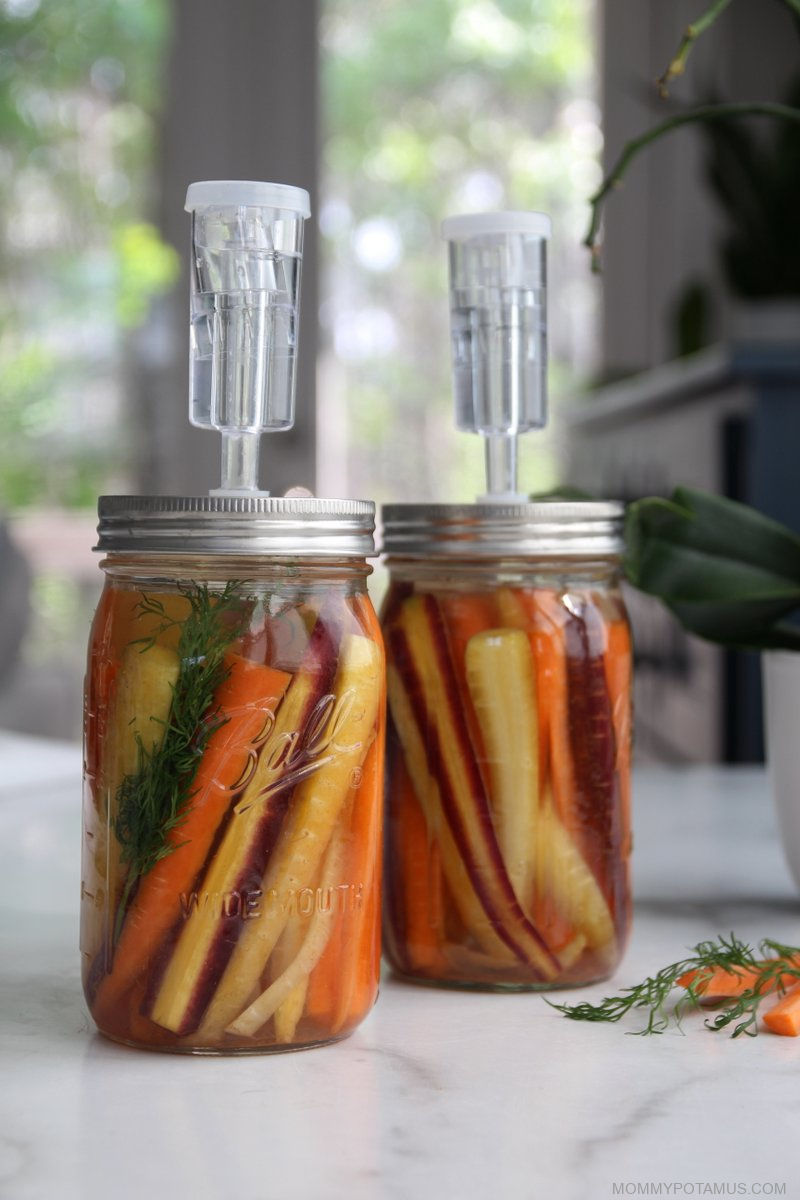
top-left (380, 502), bottom-right (632, 990)
top-left (81, 496), bottom-right (385, 1053)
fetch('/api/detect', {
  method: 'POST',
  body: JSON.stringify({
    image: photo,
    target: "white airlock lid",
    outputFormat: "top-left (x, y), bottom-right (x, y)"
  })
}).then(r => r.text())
top-left (441, 210), bottom-right (551, 240)
top-left (185, 180), bottom-right (311, 217)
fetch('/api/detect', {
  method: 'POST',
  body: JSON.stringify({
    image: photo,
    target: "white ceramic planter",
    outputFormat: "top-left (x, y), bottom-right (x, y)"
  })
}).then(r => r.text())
top-left (763, 650), bottom-right (800, 890)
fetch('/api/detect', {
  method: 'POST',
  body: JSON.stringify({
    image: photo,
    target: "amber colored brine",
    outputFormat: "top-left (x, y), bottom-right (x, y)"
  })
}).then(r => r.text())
top-left (381, 567), bottom-right (632, 989)
top-left (81, 562), bottom-right (385, 1052)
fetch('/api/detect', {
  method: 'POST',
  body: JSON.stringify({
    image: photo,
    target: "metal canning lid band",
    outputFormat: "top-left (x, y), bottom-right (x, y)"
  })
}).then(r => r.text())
top-left (96, 495), bottom-right (376, 557)
top-left (380, 501), bottom-right (624, 558)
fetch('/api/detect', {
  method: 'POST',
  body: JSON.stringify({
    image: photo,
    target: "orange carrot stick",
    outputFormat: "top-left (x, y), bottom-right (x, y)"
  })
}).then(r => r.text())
top-left (297, 593), bottom-right (385, 1035)
top-left (604, 617), bottom-right (633, 858)
top-left (305, 914), bottom-right (342, 1028)
top-left (528, 591), bottom-right (574, 831)
top-left (438, 592), bottom-right (497, 678)
top-left (393, 754), bottom-right (446, 977)
top-left (93, 654), bottom-right (291, 1018)
top-left (332, 734), bottom-right (384, 1031)
top-left (438, 592), bottom-right (498, 783)
top-left (497, 588), bottom-right (571, 809)
top-left (335, 591), bottom-right (385, 1026)
top-left (763, 981), bottom-right (800, 1036)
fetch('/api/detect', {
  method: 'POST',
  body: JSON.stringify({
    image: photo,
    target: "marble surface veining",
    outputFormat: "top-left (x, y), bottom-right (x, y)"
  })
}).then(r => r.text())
top-left (0, 731), bottom-right (798, 1200)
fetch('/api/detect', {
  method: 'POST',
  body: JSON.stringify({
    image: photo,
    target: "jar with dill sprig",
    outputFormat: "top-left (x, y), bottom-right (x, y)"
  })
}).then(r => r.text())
top-left (81, 494), bottom-right (384, 1054)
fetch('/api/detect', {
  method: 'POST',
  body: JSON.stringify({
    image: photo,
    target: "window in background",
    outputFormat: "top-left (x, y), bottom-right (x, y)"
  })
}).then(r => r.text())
top-left (318, 0), bottom-right (601, 508)
top-left (0, 0), bottom-right (172, 738)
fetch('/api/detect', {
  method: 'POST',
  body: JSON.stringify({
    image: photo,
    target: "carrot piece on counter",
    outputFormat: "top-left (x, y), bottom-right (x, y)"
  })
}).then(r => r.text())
top-left (679, 958), bottom-right (800, 1000)
top-left (763, 981), bottom-right (800, 1036)
top-left (677, 966), bottom-right (761, 998)
top-left (93, 654), bottom-right (291, 1020)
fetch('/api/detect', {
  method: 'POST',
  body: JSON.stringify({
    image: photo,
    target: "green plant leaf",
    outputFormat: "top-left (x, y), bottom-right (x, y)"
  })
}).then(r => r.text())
top-left (626, 489), bottom-right (800, 582)
top-left (624, 488), bottom-right (800, 650)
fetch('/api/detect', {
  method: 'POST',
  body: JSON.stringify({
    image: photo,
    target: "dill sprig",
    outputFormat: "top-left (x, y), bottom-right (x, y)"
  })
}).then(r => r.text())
top-left (547, 934), bottom-right (800, 1038)
top-left (112, 581), bottom-right (250, 940)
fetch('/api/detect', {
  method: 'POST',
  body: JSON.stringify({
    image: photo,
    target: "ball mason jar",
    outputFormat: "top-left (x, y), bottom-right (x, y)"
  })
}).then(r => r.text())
top-left (380, 501), bottom-right (631, 990)
top-left (81, 496), bottom-right (385, 1053)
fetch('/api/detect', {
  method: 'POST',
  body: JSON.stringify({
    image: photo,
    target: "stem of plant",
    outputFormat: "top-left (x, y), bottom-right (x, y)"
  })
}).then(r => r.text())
top-left (657, 0), bottom-right (735, 98)
top-left (585, 102), bottom-right (800, 270)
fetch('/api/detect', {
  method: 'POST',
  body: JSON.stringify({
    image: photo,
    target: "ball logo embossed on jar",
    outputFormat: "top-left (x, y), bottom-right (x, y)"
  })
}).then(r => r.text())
top-left (233, 687), bottom-right (365, 814)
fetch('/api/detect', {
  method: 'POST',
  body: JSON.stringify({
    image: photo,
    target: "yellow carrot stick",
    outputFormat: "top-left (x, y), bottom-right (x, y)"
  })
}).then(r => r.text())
top-left (100, 642), bottom-right (180, 949)
top-left (533, 791), bottom-right (615, 956)
top-left (227, 813), bottom-right (350, 1037)
top-left (271, 916), bottom-right (312, 1045)
top-left (465, 628), bottom-right (540, 909)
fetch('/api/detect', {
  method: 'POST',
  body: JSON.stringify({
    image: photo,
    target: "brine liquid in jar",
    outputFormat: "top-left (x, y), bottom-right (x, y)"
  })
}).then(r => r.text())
top-left (81, 497), bottom-right (384, 1052)
top-left (381, 502), bottom-right (632, 990)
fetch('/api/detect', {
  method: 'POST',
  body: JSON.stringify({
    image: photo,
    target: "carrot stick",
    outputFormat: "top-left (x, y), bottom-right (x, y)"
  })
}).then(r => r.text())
top-left (226, 820), bottom-right (351, 1037)
top-left (304, 909), bottom-right (342, 1027)
top-left (438, 592), bottom-right (497, 687)
top-left (388, 754), bottom-right (445, 978)
top-left (437, 593), bottom-right (496, 775)
top-left (311, 591), bottom-right (384, 1026)
top-left (528, 591), bottom-right (574, 831)
top-left (763, 981), bottom-right (800, 1036)
top-left (272, 916), bottom-right (312, 1044)
top-left (93, 654), bottom-right (291, 1020)
top-left (332, 734), bottom-right (384, 1031)
top-left (604, 617), bottom-right (633, 859)
top-left (84, 586), bottom-right (122, 810)
top-left (497, 588), bottom-right (572, 812)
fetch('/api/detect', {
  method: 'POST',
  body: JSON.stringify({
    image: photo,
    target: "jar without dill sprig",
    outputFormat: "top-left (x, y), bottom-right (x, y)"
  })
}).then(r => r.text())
top-left (381, 501), bottom-right (632, 990)
top-left (81, 181), bottom-right (385, 1053)
top-left (381, 211), bottom-right (632, 992)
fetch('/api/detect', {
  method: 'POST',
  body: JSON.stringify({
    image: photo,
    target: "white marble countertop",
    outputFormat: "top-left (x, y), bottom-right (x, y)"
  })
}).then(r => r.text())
top-left (1, 731), bottom-right (798, 1200)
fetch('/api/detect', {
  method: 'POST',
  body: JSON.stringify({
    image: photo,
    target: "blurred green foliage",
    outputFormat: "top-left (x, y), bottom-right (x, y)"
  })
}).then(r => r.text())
top-left (320, 0), bottom-right (598, 503)
top-left (0, 0), bottom-right (172, 509)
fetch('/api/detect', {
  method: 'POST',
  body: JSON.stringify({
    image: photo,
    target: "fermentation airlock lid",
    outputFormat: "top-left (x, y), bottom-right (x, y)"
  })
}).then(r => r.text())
top-left (96, 494), bottom-right (376, 558)
top-left (381, 501), bottom-right (624, 559)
